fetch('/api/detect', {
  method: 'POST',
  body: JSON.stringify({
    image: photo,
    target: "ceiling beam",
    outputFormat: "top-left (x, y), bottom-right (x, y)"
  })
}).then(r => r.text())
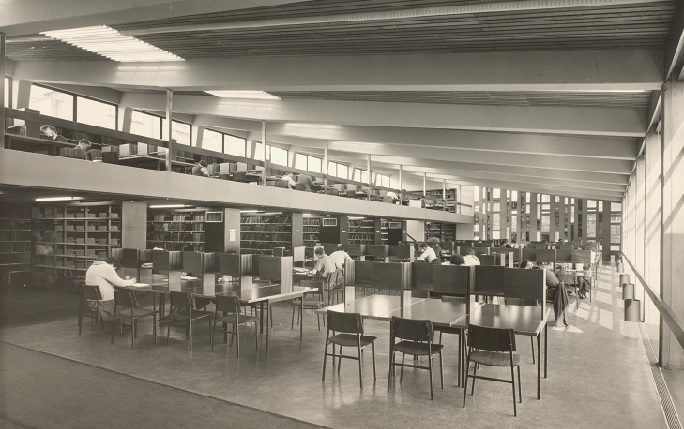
top-left (13, 49), bottom-right (663, 92)
top-left (0, 0), bottom-right (303, 36)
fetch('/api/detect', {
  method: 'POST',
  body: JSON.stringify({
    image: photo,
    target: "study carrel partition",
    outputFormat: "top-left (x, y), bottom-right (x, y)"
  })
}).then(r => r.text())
top-left (348, 261), bottom-right (412, 304)
top-left (503, 267), bottom-right (546, 319)
top-left (182, 251), bottom-right (218, 293)
top-left (152, 250), bottom-right (183, 285)
top-left (258, 255), bottom-right (294, 292)
top-left (473, 265), bottom-right (505, 298)
top-left (218, 253), bottom-right (255, 289)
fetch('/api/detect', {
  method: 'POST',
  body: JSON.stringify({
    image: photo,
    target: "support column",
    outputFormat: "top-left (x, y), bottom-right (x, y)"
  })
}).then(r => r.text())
top-left (558, 197), bottom-right (566, 241)
top-left (500, 189), bottom-right (509, 241)
top-left (165, 90), bottom-right (173, 172)
top-left (122, 201), bottom-right (147, 250)
top-left (0, 32), bottom-right (5, 143)
top-left (367, 154), bottom-right (372, 201)
top-left (443, 179), bottom-right (447, 212)
top-left (422, 173), bottom-right (427, 197)
top-left (529, 193), bottom-right (539, 242)
top-left (661, 80), bottom-right (684, 368)
top-left (195, 125), bottom-right (206, 148)
top-left (324, 142), bottom-right (329, 188)
top-left (15, 79), bottom-right (32, 110)
top-left (120, 107), bottom-right (133, 133)
top-left (261, 121), bottom-right (267, 186)
top-left (398, 165), bottom-right (404, 203)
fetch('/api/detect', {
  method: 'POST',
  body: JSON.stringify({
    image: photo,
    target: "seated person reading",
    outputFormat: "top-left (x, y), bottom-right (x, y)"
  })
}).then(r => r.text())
top-left (463, 248), bottom-right (480, 266)
top-left (295, 173), bottom-right (314, 192)
top-left (84, 257), bottom-right (136, 321)
top-left (192, 160), bottom-right (209, 177)
top-left (416, 243), bottom-right (437, 263)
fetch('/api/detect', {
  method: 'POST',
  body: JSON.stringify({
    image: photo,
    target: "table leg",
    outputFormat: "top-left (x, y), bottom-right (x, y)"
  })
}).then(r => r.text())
top-left (259, 302), bottom-right (265, 334)
top-left (544, 323), bottom-right (548, 379)
top-left (265, 302), bottom-right (270, 351)
top-left (299, 294), bottom-right (304, 340)
top-left (537, 332), bottom-right (541, 399)
top-left (457, 329), bottom-right (462, 387)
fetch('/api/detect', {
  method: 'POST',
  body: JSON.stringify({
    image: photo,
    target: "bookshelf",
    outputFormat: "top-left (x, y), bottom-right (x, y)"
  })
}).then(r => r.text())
top-left (380, 220), bottom-right (389, 245)
top-left (32, 202), bottom-right (121, 289)
top-left (147, 211), bottom-right (206, 251)
top-left (425, 222), bottom-right (442, 240)
top-left (425, 188), bottom-right (457, 213)
top-left (240, 214), bottom-right (292, 255)
top-left (443, 223), bottom-right (456, 242)
top-left (303, 216), bottom-right (320, 259)
top-left (0, 206), bottom-right (32, 286)
top-left (347, 218), bottom-right (375, 246)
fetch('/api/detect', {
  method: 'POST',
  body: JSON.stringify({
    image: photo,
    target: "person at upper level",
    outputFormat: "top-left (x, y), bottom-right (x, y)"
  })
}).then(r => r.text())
top-left (416, 243), bottom-right (437, 263)
top-left (192, 160), bottom-right (209, 177)
top-left (282, 172), bottom-right (297, 189)
top-left (463, 248), bottom-right (481, 266)
top-left (295, 173), bottom-right (314, 192)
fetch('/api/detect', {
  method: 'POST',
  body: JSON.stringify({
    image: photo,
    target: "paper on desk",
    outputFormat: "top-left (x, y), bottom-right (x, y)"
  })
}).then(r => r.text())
top-left (130, 283), bottom-right (150, 287)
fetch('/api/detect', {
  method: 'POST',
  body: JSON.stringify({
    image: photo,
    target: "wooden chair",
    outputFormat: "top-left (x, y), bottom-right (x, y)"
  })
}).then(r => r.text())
top-left (211, 295), bottom-right (258, 356)
top-left (166, 291), bottom-right (212, 351)
top-left (463, 324), bottom-right (522, 416)
top-left (292, 279), bottom-right (325, 331)
top-left (325, 268), bottom-right (344, 305)
top-left (111, 289), bottom-right (157, 349)
top-left (388, 316), bottom-right (444, 400)
top-left (322, 311), bottom-right (377, 388)
top-left (78, 284), bottom-right (103, 336)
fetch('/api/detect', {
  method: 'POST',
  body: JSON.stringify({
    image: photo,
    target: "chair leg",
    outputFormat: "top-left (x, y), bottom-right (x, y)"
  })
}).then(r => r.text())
top-left (462, 355), bottom-right (470, 408)
top-left (511, 361), bottom-right (517, 416)
top-left (166, 315), bottom-right (172, 345)
top-left (254, 320), bottom-right (258, 352)
top-left (429, 353), bottom-right (434, 400)
top-left (235, 321), bottom-right (240, 357)
top-left (439, 350), bottom-right (444, 389)
top-left (517, 365), bottom-right (522, 403)
top-left (531, 336), bottom-right (536, 364)
top-left (400, 354), bottom-right (405, 382)
top-left (95, 309), bottom-right (100, 337)
top-left (322, 340), bottom-right (329, 382)
top-left (338, 346), bottom-right (343, 374)
top-left (188, 320), bottom-right (193, 351)
top-left (111, 316), bottom-right (116, 345)
top-left (357, 344), bottom-right (363, 389)
top-left (153, 314), bottom-right (157, 346)
top-left (471, 364), bottom-right (477, 395)
top-left (371, 342), bottom-right (376, 380)
top-left (291, 303), bottom-right (296, 330)
top-left (78, 301), bottom-right (84, 335)
top-left (387, 350), bottom-right (394, 391)
top-left (211, 317), bottom-right (218, 351)
top-left (130, 315), bottom-right (135, 349)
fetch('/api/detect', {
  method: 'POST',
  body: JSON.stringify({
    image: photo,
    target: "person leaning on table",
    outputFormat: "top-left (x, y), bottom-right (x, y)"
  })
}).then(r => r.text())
top-left (328, 249), bottom-right (353, 270)
top-left (192, 160), bottom-right (209, 177)
top-left (463, 248), bottom-right (480, 266)
top-left (295, 173), bottom-right (314, 192)
top-left (84, 257), bottom-right (136, 321)
top-left (416, 243), bottom-right (437, 263)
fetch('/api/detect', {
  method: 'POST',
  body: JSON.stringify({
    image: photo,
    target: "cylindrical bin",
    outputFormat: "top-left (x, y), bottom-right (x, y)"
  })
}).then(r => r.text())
top-left (622, 283), bottom-right (635, 300)
top-left (619, 274), bottom-right (630, 287)
top-left (617, 261), bottom-right (624, 273)
top-left (625, 299), bottom-right (641, 322)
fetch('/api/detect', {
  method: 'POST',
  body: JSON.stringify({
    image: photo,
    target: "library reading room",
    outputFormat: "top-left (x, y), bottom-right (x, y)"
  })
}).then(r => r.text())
top-left (1, 1), bottom-right (684, 428)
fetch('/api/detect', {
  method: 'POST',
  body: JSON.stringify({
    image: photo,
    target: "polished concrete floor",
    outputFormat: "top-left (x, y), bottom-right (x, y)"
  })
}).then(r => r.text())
top-left (0, 266), bottom-right (672, 428)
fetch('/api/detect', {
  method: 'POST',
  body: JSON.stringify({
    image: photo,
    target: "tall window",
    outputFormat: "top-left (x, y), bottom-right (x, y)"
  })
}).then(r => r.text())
top-left (76, 96), bottom-right (116, 129)
top-left (269, 146), bottom-right (287, 166)
top-left (295, 153), bottom-right (322, 172)
top-left (327, 161), bottom-right (348, 179)
top-left (224, 134), bottom-right (246, 157)
top-left (29, 84), bottom-right (74, 121)
top-left (202, 129), bottom-right (223, 152)
top-left (130, 111), bottom-right (161, 139)
top-left (374, 173), bottom-right (390, 188)
top-left (162, 118), bottom-right (191, 145)
top-left (353, 168), bottom-right (369, 183)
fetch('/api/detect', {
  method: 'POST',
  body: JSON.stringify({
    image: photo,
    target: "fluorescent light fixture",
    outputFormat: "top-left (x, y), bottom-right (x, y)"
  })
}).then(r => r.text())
top-left (263, 212), bottom-right (282, 216)
top-left (35, 196), bottom-right (83, 202)
top-left (40, 25), bottom-right (184, 62)
top-left (348, 216), bottom-right (365, 220)
top-left (205, 91), bottom-right (280, 100)
top-left (149, 204), bottom-right (188, 209)
top-left (240, 210), bottom-right (262, 213)
top-left (302, 213), bottom-right (314, 217)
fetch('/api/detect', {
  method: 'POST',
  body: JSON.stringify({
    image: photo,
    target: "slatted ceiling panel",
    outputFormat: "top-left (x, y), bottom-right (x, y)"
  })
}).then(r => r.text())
top-left (108, 1), bottom-right (675, 59)
top-left (5, 39), bottom-right (109, 62)
top-left (270, 91), bottom-right (652, 109)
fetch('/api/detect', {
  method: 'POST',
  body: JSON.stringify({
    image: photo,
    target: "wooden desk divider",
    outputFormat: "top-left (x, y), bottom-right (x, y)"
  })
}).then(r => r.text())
top-left (272, 247), bottom-right (285, 257)
top-left (365, 244), bottom-right (389, 261)
top-left (182, 251), bottom-right (218, 291)
top-left (432, 264), bottom-right (472, 296)
top-left (535, 249), bottom-right (556, 263)
top-left (344, 259), bottom-right (355, 286)
top-left (473, 265), bottom-right (505, 297)
top-left (555, 249), bottom-right (573, 263)
top-left (322, 243), bottom-right (340, 255)
top-left (503, 267), bottom-right (546, 319)
top-left (412, 261), bottom-right (434, 290)
top-left (388, 244), bottom-right (414, 261)
top-left (293, 246), bottom-right (306, 264)
top-left (522, 248), bottom-right (538, 262)
top-left (218, 253), bottom-right (253, 289)
top-left (353, 260), bottom-right (374, 287)
top-left (347, 261), bottom-right (411, 304)
top-left (258, 255), bottom-right (293, 292)
top-left (472, 246), bottom-right (491, 255)
top-left (345, 244), bottom-right (365, 259)
top-left (479, 254), bottom-right (504, 266)
top-left (571, 250), bottom-right (593, 264)
top-left (152, 250), bottom-right (183, 284)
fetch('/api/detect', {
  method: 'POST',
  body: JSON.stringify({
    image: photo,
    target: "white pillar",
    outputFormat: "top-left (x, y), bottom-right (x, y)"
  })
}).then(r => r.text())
top-left (165, 89), bottom-right (173, 172)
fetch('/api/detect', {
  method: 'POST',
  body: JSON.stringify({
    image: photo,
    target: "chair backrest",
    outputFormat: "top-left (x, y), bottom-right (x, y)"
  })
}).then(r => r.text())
top-left (169, 291), bottom-right (193, 310)
top-left (467, 324), bottom-right (516, 352)
top-left (114, 289), bottom-right (135, 308)
top-left (215, 294), bottom-right (240, 314)
top-left (299, 279), bottom-right (324, 295)
top-left (327, 311), bottom-right (363, 335)
top-left (83, 284), bottom-right (102, 301)
top-left (391, 316), bottom-right (433, 342)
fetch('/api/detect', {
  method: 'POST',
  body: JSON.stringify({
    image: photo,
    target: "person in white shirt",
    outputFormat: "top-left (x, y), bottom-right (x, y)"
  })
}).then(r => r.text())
top-left (84, 257), bottom-right (136, 321)
top-left (416, 243), bottom-right (437, 263)
top-left (310, 247), bottom-right (337, 276)
top-left (442, 254), bottom-right (465, 266)
top-left (329, 249), bottom-right (352, 270)
top-left (463, 248), bottom-right (481, 266)
top-left (282, 172), bottom-right (297, 189)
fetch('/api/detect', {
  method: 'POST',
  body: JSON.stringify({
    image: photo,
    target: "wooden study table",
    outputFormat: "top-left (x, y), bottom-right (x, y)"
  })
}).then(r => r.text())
top-left (126, 279), bottom-right (315, 350)
top-left (451, 304), bottom-right (550, 399)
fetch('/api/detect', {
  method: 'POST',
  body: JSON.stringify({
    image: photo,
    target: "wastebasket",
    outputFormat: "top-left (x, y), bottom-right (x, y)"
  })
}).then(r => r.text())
top-left (622, 283), bottom-right (634, 300)
top-left (619, 274), bottom-right (630, 287)
top-left (624, 299), bottom-right (641, 322)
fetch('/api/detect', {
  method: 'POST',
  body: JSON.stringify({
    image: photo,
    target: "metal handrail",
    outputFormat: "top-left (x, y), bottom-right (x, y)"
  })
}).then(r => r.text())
top-left (621, 252), bottom-right (684, 351)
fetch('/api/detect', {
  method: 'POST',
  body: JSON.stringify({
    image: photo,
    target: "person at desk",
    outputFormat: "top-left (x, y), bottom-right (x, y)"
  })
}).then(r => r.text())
top-left (192, 160), bottom-right (209, 177)
top-left (523, 260), bottom-right (568, 326)
top-left (442, 254), bottom-right (465, 265)
top-left (40, 125), bottom-right (68, 142)
top-left (463, 248), bottom-right (480, 266)
top-left (329, 249), bottom-right (353, 270)
top-left (416, 243), bottom-right (437, 263)
top-left (382, 191), bottom-right (399, 204)
top-left (427, 237), bottom-right (443, 260)
top-left (295, 173), bottom-right (314, 192)
top-left (84, 257), bottom-right (136, 321)
top-left (282, 172), bottom-right (297, 189)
